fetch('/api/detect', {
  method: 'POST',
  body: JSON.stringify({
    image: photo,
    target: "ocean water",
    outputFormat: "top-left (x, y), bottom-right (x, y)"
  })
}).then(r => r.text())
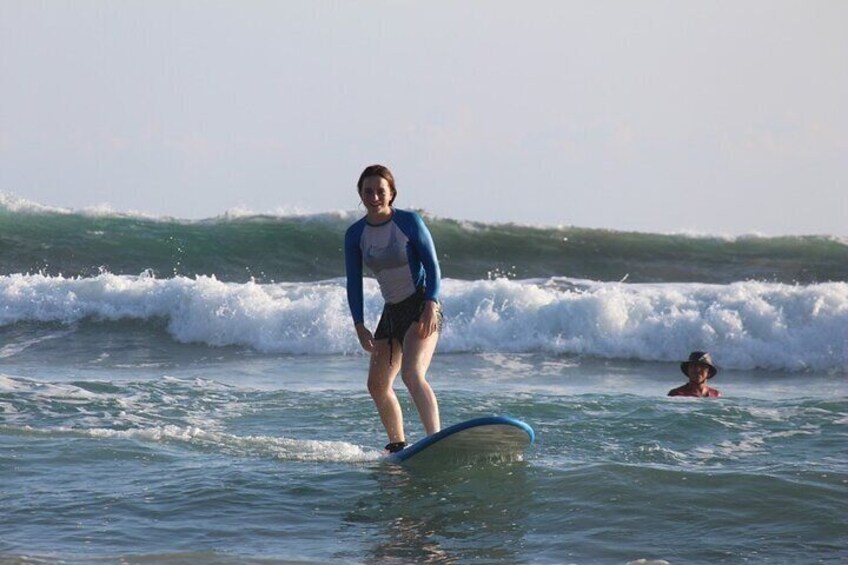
top-left (1, 199), bottom-right (846, 564)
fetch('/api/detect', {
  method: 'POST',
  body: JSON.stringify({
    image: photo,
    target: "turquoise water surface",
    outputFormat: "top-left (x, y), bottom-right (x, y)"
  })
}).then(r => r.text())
top-left (2, 332), bottom-right (845, 564)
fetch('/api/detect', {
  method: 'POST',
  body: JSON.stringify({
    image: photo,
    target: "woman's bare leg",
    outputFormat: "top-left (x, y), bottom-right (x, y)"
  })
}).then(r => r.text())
top-left (367, 338), bottom-right (404, 443)
top-left (400, 328), bottom-right (440, 436)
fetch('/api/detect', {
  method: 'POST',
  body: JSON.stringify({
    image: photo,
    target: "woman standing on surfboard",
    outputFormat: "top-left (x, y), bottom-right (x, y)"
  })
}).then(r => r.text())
top-left (344, 164), bottom-right (443, 453)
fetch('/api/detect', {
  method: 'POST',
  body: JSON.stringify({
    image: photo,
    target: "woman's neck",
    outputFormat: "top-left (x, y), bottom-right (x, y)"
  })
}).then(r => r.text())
top-left (367, 207), bottom-right (393, 224)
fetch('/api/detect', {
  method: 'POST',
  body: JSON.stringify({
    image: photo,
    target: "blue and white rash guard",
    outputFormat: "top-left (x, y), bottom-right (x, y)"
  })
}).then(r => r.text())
top-left (344, 208), bottom-right (441, 326)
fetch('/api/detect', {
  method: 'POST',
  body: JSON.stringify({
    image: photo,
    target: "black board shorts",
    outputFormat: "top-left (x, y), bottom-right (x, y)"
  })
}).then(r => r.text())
top-left (374, 287), bottom-right (443, 347)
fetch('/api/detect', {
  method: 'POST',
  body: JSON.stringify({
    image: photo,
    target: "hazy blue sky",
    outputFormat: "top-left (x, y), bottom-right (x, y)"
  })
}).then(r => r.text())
top-left (1, 1), bottom-right (846, 235)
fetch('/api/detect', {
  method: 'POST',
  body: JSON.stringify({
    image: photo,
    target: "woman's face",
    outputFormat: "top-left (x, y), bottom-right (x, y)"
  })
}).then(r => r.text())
top-left (359, 175), bottom-right (394, 215)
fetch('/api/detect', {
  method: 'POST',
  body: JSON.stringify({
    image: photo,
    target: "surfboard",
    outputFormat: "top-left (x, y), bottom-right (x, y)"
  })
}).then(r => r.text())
top-left (387, 416), bottom-right (535, 465)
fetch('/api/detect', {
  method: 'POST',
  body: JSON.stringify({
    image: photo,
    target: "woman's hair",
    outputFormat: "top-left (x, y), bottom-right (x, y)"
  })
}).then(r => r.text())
top-left (357, 164), bottom-right (397, 205)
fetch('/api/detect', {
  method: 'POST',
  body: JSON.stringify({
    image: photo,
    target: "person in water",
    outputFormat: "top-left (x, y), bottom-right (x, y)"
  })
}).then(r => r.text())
top-left (344, 164), bottom-right (443, 453)
top-left (668, 351), bottom-right (721, 398)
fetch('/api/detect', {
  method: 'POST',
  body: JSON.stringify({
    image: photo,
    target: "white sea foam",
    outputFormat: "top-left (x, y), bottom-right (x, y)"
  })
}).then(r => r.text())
top-left (0, 193), bottom-right (70, 215)
top-left (3, 420), bottom-right (379, 462)
top-left (0, 192), bottom-right (361, 224)
top-left (1, 273), bottom-right (846, 372)
top-left (0, 192), bottom-right (166, 220)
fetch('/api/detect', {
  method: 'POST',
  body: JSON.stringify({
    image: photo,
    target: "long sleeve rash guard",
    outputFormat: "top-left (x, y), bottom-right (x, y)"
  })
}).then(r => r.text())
top-left (344, 208), bottom-right (441, 326)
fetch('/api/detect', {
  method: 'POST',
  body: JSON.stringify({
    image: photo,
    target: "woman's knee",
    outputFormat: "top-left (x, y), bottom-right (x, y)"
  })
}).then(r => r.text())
top-left (400, 368), bottom-right (427, 391)
top-left (367, 377), bottom-right (388, 398)
top-left (368, 361), bottom-right (395, 391)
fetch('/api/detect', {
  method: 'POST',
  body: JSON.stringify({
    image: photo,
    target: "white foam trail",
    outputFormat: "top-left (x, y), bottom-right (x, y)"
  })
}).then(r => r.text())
top-left (83, 425), bottom-right (381, 462)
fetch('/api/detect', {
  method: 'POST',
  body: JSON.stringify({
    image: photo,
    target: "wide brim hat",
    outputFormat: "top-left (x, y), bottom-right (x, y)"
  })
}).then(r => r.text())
top-left (680, 351), bottom-right (718, 379)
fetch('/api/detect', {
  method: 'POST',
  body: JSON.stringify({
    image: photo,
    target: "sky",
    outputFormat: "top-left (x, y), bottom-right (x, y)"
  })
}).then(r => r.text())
top-left (1, 1), bottom-right (846, 235)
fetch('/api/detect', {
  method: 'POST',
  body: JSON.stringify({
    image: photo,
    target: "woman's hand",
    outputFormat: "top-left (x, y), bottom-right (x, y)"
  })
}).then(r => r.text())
top-left (355, 323), bottom-right (374, 352)
top-left (417, 300), bottom-right (440, 339)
